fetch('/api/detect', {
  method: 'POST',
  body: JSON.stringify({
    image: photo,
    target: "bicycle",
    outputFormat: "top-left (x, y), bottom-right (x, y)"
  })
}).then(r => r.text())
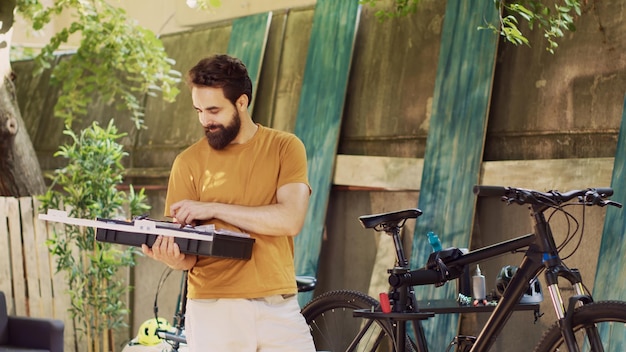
top-left (301, 185), bottom-right (626, 351)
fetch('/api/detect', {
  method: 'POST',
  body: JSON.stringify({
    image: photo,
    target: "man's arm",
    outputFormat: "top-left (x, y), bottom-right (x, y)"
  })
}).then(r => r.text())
top-left (141, 182), bottom-right (308, 268)
top-left (169, 182), bottom-right (310, 236)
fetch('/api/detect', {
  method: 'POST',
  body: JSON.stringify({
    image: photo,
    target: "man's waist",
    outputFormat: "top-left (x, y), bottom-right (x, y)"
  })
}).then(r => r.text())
top-left (190, 293), bottom-right (297, 305)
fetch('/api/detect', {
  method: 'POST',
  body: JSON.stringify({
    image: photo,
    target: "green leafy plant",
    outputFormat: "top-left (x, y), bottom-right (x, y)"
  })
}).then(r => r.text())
top-left (360, 0), bottom-right (584, 54)
top-left (488, 0), bottom-right (583, 53)
top-left (16, 0), bottom-right (182, 128)
top-left (39, 120), bottom-right (150, 352)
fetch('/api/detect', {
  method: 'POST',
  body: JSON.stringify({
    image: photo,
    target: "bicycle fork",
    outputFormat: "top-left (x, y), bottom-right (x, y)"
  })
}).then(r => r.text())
top-left (533, 206), bottom-right (601, 352)
top-left (545, 265), bottom-right (602, 352)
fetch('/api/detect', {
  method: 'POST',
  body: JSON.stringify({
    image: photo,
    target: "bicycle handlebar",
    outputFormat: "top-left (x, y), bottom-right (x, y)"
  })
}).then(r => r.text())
top-left (473, 185), bottom-right (621, 208)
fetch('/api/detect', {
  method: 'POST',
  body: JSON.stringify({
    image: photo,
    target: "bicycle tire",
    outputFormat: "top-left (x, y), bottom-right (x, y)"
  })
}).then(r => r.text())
top-left (301, 289), bottom-right (416, 352)
top-left (533, 300), bottom-right (626, 352)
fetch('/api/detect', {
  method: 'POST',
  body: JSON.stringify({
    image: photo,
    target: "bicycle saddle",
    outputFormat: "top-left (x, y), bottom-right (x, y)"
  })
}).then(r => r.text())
top-left (296, 275), bottom-right (317, 292)
top-left (359, 208), bottom-right (422, 230)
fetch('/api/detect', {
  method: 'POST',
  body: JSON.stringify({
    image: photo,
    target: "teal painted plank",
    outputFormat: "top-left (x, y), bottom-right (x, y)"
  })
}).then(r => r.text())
top-left (227, 12), bottom-right (272, 114)
top-left (293, 0), bottom-right (361, 306)
top-left (408, 0), bottom-right (499, 349)
top-left (592, 94), bottom-right (626, 349)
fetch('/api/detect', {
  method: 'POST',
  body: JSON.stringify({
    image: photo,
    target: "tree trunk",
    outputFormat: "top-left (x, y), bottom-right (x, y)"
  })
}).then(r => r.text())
top-left (0, 0), bottom-right (47, 197)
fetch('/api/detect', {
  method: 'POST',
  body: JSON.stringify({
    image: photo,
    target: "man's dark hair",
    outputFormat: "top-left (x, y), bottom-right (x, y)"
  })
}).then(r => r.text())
top-left (186, 54), bottom-right (253, 106)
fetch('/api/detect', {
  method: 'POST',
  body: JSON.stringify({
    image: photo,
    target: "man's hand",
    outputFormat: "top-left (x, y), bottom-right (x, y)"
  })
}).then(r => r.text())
top-left (141, 235), bottom-right (196, 270)
top-left (170, 200), bottom-right (215, 226)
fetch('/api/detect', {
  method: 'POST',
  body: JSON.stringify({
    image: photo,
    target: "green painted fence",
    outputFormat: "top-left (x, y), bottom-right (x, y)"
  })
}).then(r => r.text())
top-left (227, 12), bottom-right (273, 114)
top-left (409, 0), bottom-right (500, 348)
top-left (293, 0), bottom-right (361, 305)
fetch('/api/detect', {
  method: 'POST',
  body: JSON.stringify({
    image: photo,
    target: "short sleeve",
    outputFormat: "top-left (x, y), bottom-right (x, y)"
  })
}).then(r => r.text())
top-left (164, 155), bottom-right (198, 218)
top-left (278, 135), bottom-right (310, 193)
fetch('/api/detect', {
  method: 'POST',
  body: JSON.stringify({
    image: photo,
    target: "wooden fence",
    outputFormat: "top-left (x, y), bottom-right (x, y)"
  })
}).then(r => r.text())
top-left (0, 196), bottom-right (75, 351)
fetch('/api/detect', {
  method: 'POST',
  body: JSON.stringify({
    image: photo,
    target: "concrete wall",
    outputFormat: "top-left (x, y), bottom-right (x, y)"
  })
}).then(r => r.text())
top-left (12, 0), bottom-right (626, 350)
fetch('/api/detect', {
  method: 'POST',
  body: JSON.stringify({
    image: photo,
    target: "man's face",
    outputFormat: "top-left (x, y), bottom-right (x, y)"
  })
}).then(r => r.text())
top-left (192, 86), bottom-right (242, 150)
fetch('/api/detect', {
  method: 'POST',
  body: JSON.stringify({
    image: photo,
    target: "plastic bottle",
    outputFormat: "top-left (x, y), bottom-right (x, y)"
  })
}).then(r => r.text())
top-left (472, 264), bottom-right (486, 300)
top-left (427, 231), bottom-right (442, 252)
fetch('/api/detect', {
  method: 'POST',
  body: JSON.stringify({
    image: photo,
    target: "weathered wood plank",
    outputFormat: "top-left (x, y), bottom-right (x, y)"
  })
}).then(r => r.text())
top-left (333, 155), bottom-right (614, 191)
top-left (0, 197), bottom-right (13, 311)
top-left (227, 12), bottom-right (272, 115)
top-left (32, 198), bottom-right (54, 319)
top-left (408, 0), bottom-right (500, 348)
top-left (334, 155), bottom-right (423, 190)
top-left (592, 96), bottom-right (626, 348)
top-left (259, 9), bottom-right (314, 132)
top-left (45, 217), bottom-right (77, 351)
top-left (7, 197), bottom-right (27, 316)
top-left (480, 158), bottom-right (614, 190)
top-left (19, 197), bottom-right (42, 317)
top-left (292, 0), bottom-right (361, 305)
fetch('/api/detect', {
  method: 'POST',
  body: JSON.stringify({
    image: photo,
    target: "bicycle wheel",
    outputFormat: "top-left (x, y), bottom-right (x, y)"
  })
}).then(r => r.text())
top-left (533, 301), bottom-right (626, 352)
top-left (301, 290), bottom-right (416, 352)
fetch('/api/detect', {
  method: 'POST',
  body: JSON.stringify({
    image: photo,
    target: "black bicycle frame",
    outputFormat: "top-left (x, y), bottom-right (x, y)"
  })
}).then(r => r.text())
top-left (409, 233), bottom-right (542, 352)
top-left (425, 204), bottom-right (594, 352)
top-left (364, 190), bottom-right (614, 352)
top-left (468, 241), bottom-right (544, 351)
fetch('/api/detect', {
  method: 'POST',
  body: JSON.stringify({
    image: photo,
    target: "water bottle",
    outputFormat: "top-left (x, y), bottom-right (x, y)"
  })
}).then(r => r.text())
top-left (427, 231), bottom-right (442, 252)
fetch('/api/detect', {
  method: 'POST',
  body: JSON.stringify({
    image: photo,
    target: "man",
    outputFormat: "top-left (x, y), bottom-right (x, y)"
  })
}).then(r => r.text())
top-left (142, 54), bottom-right (315, 351)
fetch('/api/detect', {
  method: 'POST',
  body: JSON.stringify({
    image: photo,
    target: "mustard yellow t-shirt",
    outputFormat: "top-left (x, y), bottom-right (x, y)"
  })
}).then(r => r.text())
top-left (164, 124), bottom-right (309, 299)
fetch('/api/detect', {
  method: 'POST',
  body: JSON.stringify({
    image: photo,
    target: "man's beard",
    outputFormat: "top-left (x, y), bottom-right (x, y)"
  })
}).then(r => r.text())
top-left (204, 111), bottom-right (241, 150)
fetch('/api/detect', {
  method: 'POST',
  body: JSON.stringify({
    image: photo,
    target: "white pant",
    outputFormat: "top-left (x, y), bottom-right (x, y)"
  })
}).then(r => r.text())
top-left (186, 295), bottom-right (315, 352)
